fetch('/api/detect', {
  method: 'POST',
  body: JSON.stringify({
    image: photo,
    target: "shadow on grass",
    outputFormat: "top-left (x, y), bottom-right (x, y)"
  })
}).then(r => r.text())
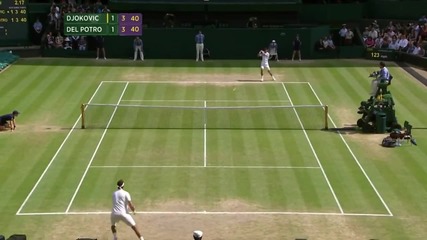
top-left (324, 126), bottom-right (361, 135)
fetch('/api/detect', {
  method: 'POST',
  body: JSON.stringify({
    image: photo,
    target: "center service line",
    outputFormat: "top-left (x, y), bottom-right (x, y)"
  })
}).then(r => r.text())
top-left (204, 100), bottom-right (207, 167)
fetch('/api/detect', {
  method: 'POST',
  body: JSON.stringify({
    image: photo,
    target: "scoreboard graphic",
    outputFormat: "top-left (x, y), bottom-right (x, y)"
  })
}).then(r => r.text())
top-left (64, 13), bottom-right (142, 36)
top-left (0, 0), bottom-right (28, 40)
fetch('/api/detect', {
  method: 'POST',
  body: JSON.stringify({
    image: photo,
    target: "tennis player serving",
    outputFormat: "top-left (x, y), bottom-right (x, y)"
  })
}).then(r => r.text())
top-left (258, 48), bottom-right (276, 82)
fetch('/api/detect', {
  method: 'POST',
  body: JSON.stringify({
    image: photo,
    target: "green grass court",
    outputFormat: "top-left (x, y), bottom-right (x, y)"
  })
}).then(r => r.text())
top-left (1, 58), bottom-right (427, 239)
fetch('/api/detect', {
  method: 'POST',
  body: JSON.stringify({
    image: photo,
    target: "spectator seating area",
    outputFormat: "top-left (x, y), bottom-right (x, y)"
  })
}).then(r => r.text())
top-left (0, 51), bottom-right (19, 72)
top-left (38, 0), bottom-right (301, 51)
top-left (360, 17), bottom-right (427, 57)
top-left (40, 0), bottom-right (110, 51)
top-left (33, 0), bottom-right (426, 63)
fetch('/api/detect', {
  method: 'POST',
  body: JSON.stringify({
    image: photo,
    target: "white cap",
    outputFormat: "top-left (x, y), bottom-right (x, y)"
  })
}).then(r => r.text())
top-left (193, 230), bottom-right (203, 237)
top-left (272, 40), bottom-right (276, 42)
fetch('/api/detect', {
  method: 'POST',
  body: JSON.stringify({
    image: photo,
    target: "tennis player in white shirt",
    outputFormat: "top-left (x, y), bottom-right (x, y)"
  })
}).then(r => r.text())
top-left (111, 179), bottom-right (145, 240)
top-left (258, 48), bottom-right (276, 82)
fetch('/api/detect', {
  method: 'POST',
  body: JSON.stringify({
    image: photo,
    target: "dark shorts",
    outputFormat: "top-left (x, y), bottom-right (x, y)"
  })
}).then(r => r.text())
top-left (0, 119), bottom-right (8, 125)
top-left (96, 37), bottom-right (105, 48)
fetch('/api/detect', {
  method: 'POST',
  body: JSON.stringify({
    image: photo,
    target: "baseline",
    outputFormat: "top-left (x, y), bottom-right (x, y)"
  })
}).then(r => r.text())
top-left (101, 80), bottom-right (309, 84)
top-left (120, 100), bottom-right (291, 103)
top-left (16, 211), bottom-right (391, 217)
top-left (89, 165), bottom-right (320, 169)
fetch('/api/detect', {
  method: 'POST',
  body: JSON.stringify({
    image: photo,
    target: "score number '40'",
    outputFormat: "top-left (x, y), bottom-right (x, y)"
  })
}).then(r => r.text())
top-left (121, 26), bottom-right (140, 32)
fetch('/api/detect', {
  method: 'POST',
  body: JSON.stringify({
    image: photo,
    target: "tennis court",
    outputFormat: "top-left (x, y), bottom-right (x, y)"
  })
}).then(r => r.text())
top-left (2, 58), bottom-right (426, 239)
top-left (16, 80), bottom-right (391, 216)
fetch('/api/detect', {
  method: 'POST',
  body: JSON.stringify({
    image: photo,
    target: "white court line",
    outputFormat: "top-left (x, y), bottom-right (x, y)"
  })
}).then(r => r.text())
top-left (280, 82), bottom-right (344, 214)
top-left (65, 82), bottom-right (130, 213)
top-left (307, 82), bottom-right (393, 216)
top-left (0, 64), bottom-right (12, 74)
top-left (203, 100), bottom-right (207, 167)
top-left (89, 165), bottom-right (320, 169)
top-left (15, 82), bottom-right (106, 216)
top-left (120, 99), bottom-right (291, 103)
top-left (101, 80), bottom-right (309, 84)
top-left (16, 211), bottom-right (392, 217)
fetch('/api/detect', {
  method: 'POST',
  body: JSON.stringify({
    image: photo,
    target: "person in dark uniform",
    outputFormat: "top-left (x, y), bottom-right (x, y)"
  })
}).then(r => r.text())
top-left (292, 34), bottom-right (302, 61)
top-left (0, 110), bottom-right (20, 131)
top-left (96, 36), bottom-right (107, 60)
top-left (32, 18), bottom-right (43, 45)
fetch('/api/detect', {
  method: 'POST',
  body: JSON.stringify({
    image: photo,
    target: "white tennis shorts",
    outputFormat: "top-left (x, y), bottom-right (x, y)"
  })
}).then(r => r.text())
top-left (111, 213), bottom-right (136, 227)
top-left (261, 62), bottom-right (270, 70)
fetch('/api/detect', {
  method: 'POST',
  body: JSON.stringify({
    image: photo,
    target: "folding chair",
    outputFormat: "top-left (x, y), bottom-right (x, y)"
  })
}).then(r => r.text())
top-left (396, 121), bottom-right (417, 146)
top-left (203, 47), bottom-right (210, 59)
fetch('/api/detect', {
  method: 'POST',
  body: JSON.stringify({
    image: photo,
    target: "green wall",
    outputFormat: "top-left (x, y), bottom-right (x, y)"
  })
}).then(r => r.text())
top-left (108, 2), bottom-right (364, 23)
top-left (109, 28), bottom-right (326, 59)
top-left (18, 0), bottom-right (421, 60)
top-left (366, 0), bottom-right (427, 19)
top-left (42, 27), bottom-right (331, 59)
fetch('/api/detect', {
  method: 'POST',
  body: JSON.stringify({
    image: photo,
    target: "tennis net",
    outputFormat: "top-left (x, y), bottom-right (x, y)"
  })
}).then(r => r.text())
top-left (80, 102), bottom-right (328, 130)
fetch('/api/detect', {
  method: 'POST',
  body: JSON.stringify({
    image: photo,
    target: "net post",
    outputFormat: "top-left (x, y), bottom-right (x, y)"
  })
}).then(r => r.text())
top-left (324, 105), bottom-right (328, 130)
top-left (81, 103), bottom-right (85, 129)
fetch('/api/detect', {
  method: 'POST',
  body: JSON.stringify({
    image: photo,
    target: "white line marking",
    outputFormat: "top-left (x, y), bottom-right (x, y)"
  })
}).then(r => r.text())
top-left (89, 165), bottom-right (320, 169)
top-left (280, 82), bottom-right (344, 214)
top-left (65, 82), bottom-right (130, 213)
top-left (82, 103), bottom-right (319, 109)
top-left (306, 82), bottom-right (393, 216)
top-left (16, 211), bottom-right (392, 217)
top-left (0, 64), bottom-right (12, 74)
top-left (120, 99), bottom-right (291, 103)
top-left (101, 81), bottom-right (308, 84)
top-left (15, 82), bottom-right (106, 215)
top-left (204, 100), bottom-right (207, 167)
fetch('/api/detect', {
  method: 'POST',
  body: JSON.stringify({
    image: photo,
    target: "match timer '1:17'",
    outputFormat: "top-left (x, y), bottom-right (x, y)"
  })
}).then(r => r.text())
top-left (64, 13), bottom-right (142, 36)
